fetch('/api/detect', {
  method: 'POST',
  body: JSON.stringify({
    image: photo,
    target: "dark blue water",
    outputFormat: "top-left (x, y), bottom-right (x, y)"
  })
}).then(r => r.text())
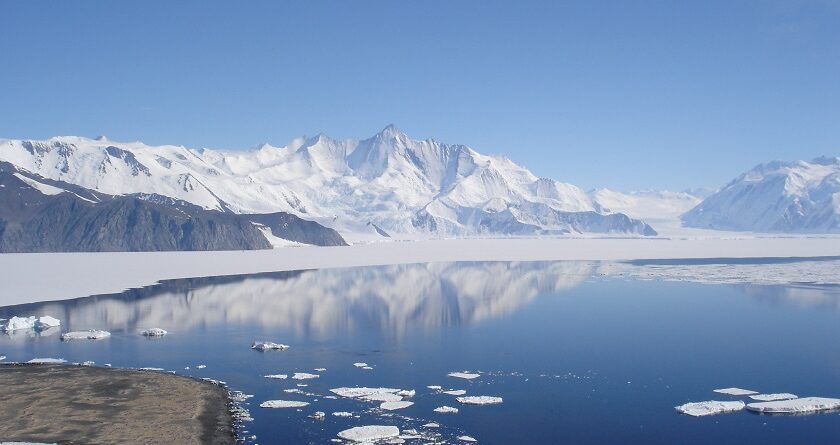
top-left (2, 261), bottom-right (840, 444)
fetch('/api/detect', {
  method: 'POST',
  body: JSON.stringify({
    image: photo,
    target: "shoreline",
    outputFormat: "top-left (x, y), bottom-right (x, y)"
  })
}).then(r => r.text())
top-left (1, 237), bottom-right (840, 306)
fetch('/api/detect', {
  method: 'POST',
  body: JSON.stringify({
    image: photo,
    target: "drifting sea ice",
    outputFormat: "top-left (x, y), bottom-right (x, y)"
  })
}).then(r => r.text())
top-left (422, 423), bottom-right (440, 428)
top-left (746, 397), bottom-right (840, 414)
top-left (336, 425), bottom-right (400, 442)
top-left (315, 368), bottom-right (327, 372)
top-left (443, 390), bottom-right (466, 396)
top-left (292, 372), bottom-right (320, 380)
top-left (379, 401), bottom-right (414, 410)
top-left (140, 328), bottom-right (167, 337)
top-left (427, 385), bottom-right (443, 390)
top-left (713, 387), bottom-right (758, 396)
top-left (332, 411), bottom-right (354, 417)
top-left (433, 406), bottom-right (459, 414)
top-left (448, 371), bottom-right (480, 380)
top-left (362, 393), bottom-right (403, 403)
top-left (196, 364), bottom-right (207, 369)
top-left (675, 400), bottom-right (746, 416)
top-left (60, 330), bottom-right (110, 341)
top-left (330, 387), bottom-right (403, 399)
top-left (27, 358), bottom-right (67, 364)
top-left (265, 374), bottom-right (289, 379)
top-left (309, 411), bottom-right (326, 420)
top-left (396, 389), bottom-right (416, 397)
top-left (457, 396), bottom-right (503, 405)
top-left (252, 341), bottom-right (290, 351)
top-left (749, 393), bottom-right (798, 402)
top-left (260, 400), bottom-right (310, 408)
top-left (458, 436), bottom-right (478, 442)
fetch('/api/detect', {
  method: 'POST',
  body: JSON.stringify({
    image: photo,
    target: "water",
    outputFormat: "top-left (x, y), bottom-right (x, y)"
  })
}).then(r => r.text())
top-left (2, 260), bottom-right (840, 444)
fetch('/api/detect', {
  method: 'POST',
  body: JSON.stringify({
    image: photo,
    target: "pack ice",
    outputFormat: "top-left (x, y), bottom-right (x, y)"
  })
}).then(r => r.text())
top-left (675, 400), bottom-right (745, 416)
top-left (749, 393), bottom-right (798, 402)
top-left (336, 425), bottom-right (400, 442)
top-left (746, 397), bottom-right (840, 414)
top-left (713, 387), bottom-right (757, 396)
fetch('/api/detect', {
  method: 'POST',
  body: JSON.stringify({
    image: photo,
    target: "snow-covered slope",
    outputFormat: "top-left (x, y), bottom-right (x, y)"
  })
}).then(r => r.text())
top-left (683, 157), bottom-right (840, 233)
top-left (0, 126), bottom-right (656, 238)
top-left (591, 189), bottom-right (702, 221)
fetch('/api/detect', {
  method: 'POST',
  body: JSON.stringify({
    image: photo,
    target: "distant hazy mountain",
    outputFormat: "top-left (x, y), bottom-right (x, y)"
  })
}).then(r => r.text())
top-left (0, 126), bottom-right (656, 238)
top-left (0, 162), bottom-right (346, 252)
top-left (683, 157), bottom-right (840, 233)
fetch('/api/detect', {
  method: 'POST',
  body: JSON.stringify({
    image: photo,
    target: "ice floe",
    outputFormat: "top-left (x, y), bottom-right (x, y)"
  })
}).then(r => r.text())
top-left (60, 330), bottom-right (110, 341)
top-left (749, 393), bottom-right (798, 402)
top-left (380, 401), bottom-right (414, 410)
top-left (746, 397), bottom-right (840, 414)
top-left (427, 385), bottom-right (442, 390)
top-left (458, 436), bottom-right (478, 442)
top-left (140, 328), bottom-right (168, 337)
top-left (260, 400), bottom-right (310, 408)
top-left (331, 387), bottom-right (403, 399)
top-left (337, 425), bottom-right (400, 442)
top-left (265, 374), bottom-right (288, 379)
top-left (433, 406), bottom-right (459, 414)
top-left (713, 387), bottom-right (758, 396)
top-left (422, 423), bottom-right (440, 428)
top-left (457, 396), bottom-right (503, 405)
top-left (252, 341), bottom-right (290, 351)
top-left (196, 364), bottom-right (207, 369)
top-left (27, 358), bottom-right (67, 364)
top-left (353, 362), bottom-right (368, 368)
top-left (332, 411), bottom-right (354, 417)
top-left (396, 389), bottom-right (415, 397)
top-left (309, 411), bottom-right (326, 420)
top-left (443, 390), bottom-right (466, 396)
top-left (362, 393), bottom-right (403, 403)
top-left (675, 400), bottom-right (745, 416)
top-left (292, 372), bottom-right (320, 380)
top-left (315, 368), bottom-right (327, 372)
top-left (448, 371), bottom-right (480, 380)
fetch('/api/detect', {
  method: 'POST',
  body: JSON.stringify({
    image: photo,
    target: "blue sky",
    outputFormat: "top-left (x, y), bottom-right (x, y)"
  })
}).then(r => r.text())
top-left (1, 1), bottom-right (838, 190)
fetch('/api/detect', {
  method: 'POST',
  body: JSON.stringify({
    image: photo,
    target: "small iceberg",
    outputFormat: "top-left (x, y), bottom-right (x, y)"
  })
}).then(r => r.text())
top-left (36, 316), bottom-right (61, 330)
top-left (396, 389), bottom-right (416, 397)
top-left (1, 316), bottom-right (36, 332)
top-left (713, 387), bottom-right (758, 396)
top-left (353, 362), bottom-right (368, 368)
top-left (292, 372), bottom-right (319, 380)
top-left (458, 436), bottom-right (478, 442)
top-left (61, 330), bottom-right (110, 341)
top-left (315, 368), bottom-right (327, 372)
top-left (457, 396), bottom-right (503, 405)
top-left (264, 374), bottom-right (288, 380)
top-left (196, 364), bottom-right (207, 369)
top-left (443, 390), bottom-right (466, 396)
top-left (675, 400), bottom-right (745, 416)
top-left (27, 358), bottom-right (67, 364)
top-left (746, 397), bottom-right (840, 414)
top-left (749, 393), bottom-right (798, 402)
top-left (427, 385), bottom-right (443, 390)
top-left (380, 401), bottom-right (414, 410)
top-left (260, 400), bottom-right (310, 408)
top-left (448, 371), bottom-right (480, 380)
top-left (337, 425), bottom-right (400, 443)
top-left (332, 411), bottom-right (353, 417)
top-left (331, 387), bottom-right (403, 399)
top-left (252, 341), bottom-right (289, 351)
top-left (309, 411), bottom-right (326, 420)
top-left (140, 328), bottom-right (168, 337)
top-left (423, 423), bottom-right (440, 428)
top-left (433, 406), bottom-right (459, 414)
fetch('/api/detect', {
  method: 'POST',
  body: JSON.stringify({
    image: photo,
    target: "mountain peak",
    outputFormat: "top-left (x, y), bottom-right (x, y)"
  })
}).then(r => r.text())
top-left (376, 124), bottom-right (406, 140)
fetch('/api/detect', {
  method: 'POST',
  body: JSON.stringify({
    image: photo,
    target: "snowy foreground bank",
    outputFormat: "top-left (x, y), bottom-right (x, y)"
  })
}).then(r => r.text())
top-left (1, 237), bottom-right (839, 306)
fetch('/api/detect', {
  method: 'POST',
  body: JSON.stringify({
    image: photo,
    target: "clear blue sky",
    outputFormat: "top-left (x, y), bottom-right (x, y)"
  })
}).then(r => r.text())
top-left (1, 1), bottom-right (838, 190)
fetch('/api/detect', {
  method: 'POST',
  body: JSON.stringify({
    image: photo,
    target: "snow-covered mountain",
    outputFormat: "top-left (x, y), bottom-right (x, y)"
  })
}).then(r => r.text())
top-left (683, 156), bottom-right (840, 233)
top-left (0, 126), bottom-right (656, 238)
top-left (590, 189), bottom-right (703, 221)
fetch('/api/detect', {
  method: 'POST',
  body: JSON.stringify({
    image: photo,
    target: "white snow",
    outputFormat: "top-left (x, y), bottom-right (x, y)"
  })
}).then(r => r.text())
top-left (259, 400), bottom-right (310, 408)
top-left (456, 396), bottom-right (503, 405)
top-left (292, 372), bottom-right (319, 380)
top-left (379, 401), bottom-right (414, 410)
top-left (12, 172), bottom-right (66, 196)
top-left (746, 397), bottom-right (840, 414)
top-left (264, 374), bottom-right (289, 380)
top-left (713, 387), bottom-right (758, 396)
top-left (443, 390), bottom-right (466, 396)
top-left (3, 237), bottom-right (840, 307)
top-left (252, 341), bottom-right (290, 351)
top-left (140, 328), bottom-right (167, 337)
top-left (448, 372), bottom-right (480, 380)
top-left (749, 393), bottom-right (798, 402)
top-left (27, 358), bottom-right (67, 364)
top-left (433, 406), bottom-right (459, 414)
top-left (675, 400), bottom-right (746, 416)
top-left (337, 425), bottom-right (400, 442)
top-left (60, 330), bottom-right (110, 341)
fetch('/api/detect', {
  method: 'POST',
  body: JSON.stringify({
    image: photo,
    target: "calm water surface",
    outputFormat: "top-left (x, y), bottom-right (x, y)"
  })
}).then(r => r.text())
top-left (2, 260), bottom-right (840, 444)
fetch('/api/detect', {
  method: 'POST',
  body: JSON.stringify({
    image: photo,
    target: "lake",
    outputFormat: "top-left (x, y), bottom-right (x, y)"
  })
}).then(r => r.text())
top-left (2, 259), bottom-right (840, 444)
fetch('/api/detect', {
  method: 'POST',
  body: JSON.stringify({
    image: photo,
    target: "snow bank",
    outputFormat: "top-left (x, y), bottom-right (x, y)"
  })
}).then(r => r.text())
top-left (252, 341), bottom-right (289, 351)
top-left (746, 397), bottom-right (840, 414)
top-left (749, 393), bottom-right (798, 402)
top-left (260, 400), bottom-right (310, 408)
top-left (675, 400), bottom-right (745, 416)
top-left (448, 372), bottom-right (480, 380)
top-left (380, 401), bottom-right (413, 410)
top-left (140, 328), bottom-right (167, 337)
top-left (713, 387), bottom-right (757, 396)
top-left (337, 425), bottom-right (400, 442)
top-left (457, 396), bottom-right (503, 405)
top-left (60, 330), bottom-right (110, 341)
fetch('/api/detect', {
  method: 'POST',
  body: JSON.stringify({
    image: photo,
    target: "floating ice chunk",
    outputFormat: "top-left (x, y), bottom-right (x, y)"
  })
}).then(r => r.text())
top-left (337, 425), bottom-right (400, 442)
top-left (196, 364), bottom-right (207, 369)
top-left (284, 389), bottom-right (304, 394)
top-left (61, 330), bottom-right (110, 341)
top-left (252, 341), bottom-right (289, 351)
top-left (138, 367), bottom-right (165, 371)
top-left (427, 385), bottom-right (442, 390)
top-left (296, 384), bottom-right (308, 387)
top-left (0, 356), bottom-right (5, 361)
top-left (458, 436), bottom-right (478, 442)
top-left (292, 372), bottom-right (319, 380)
top-left (27, 358), bottom-right (67, 364)
top-left (140, 328), bottom-right (167, 337)
top-left (81, 361), bottom-right (95, 366)
top-left (448, 372), bottom-right (480, 380)
top-left (433, 406), bottom-right (459, 413)
top-left (331, 387), bottom-right (403, 399)
top-left (362, 366), bottom-right (373, 370)
top-left (265, 374), bottom-right (288, 380)
top-left (380, 401), bottom-right (414, 410)
top-left (1, 316), bottom-right (36, 332)
top-left (422, 423), bottom-right (440, 428)
top-left (713, 387), bottom-right (758, 396)
top-left (324, 395), bottom-right (338, 400)
top-left (260, 400), bottom-right (310, 408)
top-left (332, 411), bottom-right (354, 417)
top-left (675, 400), bottom-right (745, 416)
top-left (36, 316), bottom-right (61, 330)
top-left (457, 396), bottom-right (503, 405)
top-left (363, 393), bottom-right (403, 403)
top-left (353, 362), bottom-right (368, 368)
top-left (396, 389), bottom-right (415, 398)
top-left (746, 397), bottom-right (840, 414)
top-left (749, 393), bottom-right (798, 402)
top-left (443, 390), bottom-right (466, 396)
top-left (309, 411), bottom-right (326, 420)
top-left (315, 368), bottom-right (327, 372)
